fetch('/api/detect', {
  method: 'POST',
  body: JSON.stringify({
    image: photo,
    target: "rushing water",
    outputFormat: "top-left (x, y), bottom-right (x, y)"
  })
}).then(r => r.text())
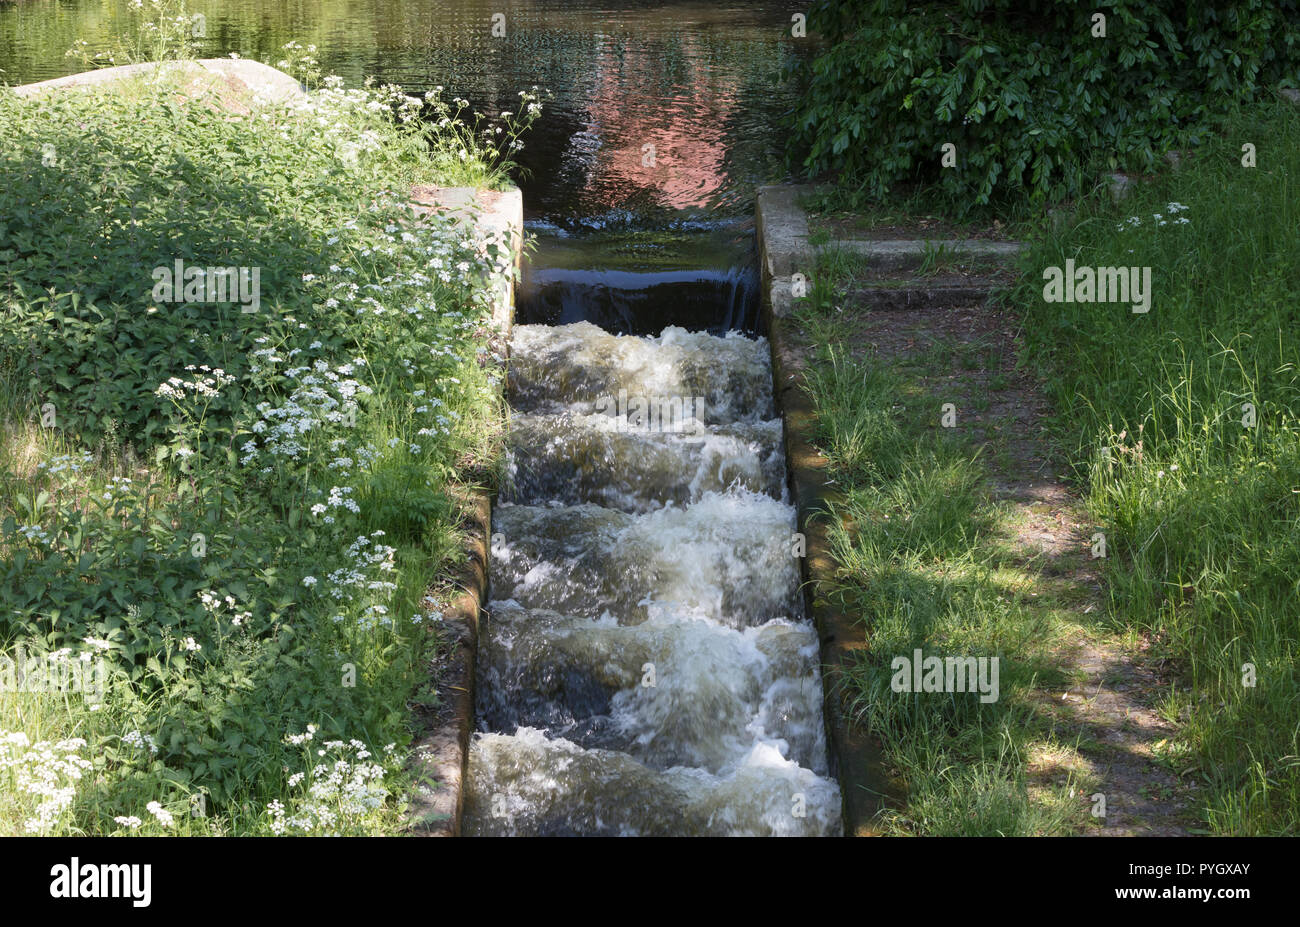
top-left (463, 323), bottom-right (842, 836)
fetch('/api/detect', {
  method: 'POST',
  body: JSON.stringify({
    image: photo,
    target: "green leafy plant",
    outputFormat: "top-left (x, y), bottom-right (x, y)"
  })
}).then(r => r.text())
top-left (786, 0), bottom-right (1300, 213)
top-left (66, 0), bottom-right (206, 69)
top-left (0, 44), bottom-right (537, 833)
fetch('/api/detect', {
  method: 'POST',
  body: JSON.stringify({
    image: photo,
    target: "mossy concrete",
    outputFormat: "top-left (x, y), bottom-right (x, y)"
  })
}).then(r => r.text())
top-left (828, 237), bottom-right (1021, 271)
top-left (405, 187), bottom-right (520, 837)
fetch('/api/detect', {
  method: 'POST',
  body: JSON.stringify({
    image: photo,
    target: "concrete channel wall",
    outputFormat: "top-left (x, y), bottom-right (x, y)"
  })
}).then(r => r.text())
top-left (756, 185), bottom-right (893, 837)
top-left (407, 187), bottom-right (522, 837)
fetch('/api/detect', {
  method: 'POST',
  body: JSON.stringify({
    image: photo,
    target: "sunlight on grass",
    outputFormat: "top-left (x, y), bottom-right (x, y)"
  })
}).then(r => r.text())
top-left (1014, 101), bottom-right (1300, 835)
top-left (793, 279), bottom-right (1091, 836)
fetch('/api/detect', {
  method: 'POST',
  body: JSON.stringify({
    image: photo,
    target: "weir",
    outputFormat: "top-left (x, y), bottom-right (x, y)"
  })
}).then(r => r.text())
top-left (462, 227), bottom-right (844, 836)
top-left (516, 222), bottom-right (764, 335)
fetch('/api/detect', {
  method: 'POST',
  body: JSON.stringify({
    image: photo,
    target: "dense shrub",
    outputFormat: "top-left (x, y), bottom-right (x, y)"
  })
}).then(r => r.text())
top-left (786, 0), bottom-right (1300, 211)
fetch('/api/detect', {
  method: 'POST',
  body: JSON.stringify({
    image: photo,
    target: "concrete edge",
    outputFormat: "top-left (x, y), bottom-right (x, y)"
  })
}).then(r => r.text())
top-left (827, 238), bottom-right (1022, 272)
top-left (756, 184), bottom-right (812, 278)
top-left (756, 183), bottom-right (1022, 275)
top-left (406, 490), bottom-right (489, 836)
top-left (405, 186), bottom-right (521, 837)
top-left (757, 187), bottom-right (899, 836)
top-left (410, 185), bottom-right (524, 331)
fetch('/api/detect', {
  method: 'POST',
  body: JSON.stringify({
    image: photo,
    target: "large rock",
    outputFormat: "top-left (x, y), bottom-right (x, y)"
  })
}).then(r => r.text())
top-left (11, 58), bottom-right (303, 109)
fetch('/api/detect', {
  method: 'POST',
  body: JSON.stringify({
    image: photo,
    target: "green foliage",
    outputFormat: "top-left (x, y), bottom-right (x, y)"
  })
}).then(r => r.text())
top-left (65, 0), bottom-right (205, 69)
top-left (787, 0), bottom-right (1300, 212)
top-left (423, 86), bottom-right (548, 190)
top-left (0, 56), bottom-right (526, 833)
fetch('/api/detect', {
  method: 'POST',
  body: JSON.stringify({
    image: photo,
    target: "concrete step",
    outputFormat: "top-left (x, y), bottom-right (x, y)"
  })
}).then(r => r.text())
top-left (768, 274), bottom-right (1004, 318)
top-left (820, 238), bottom-right (1022, 274)
top-left (756, 185), bottom-right (1023, 279)
top-left (842, 278), bottom-right (999, 310)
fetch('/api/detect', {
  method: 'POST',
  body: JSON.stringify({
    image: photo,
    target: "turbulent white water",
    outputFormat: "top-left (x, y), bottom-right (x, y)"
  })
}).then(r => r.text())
top-left (465, 322), bottom-right (842, 836)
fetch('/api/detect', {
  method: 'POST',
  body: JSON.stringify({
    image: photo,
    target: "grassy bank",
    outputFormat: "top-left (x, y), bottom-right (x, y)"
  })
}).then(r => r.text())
top-left (795, 99), bottom-right (1299, 836)
top-left (0, 49), bottom-right (533, 833)
top-left (792, 275), bottom-right (1098, 836)
top-left (1013, 101), bottom-right (1300, 835)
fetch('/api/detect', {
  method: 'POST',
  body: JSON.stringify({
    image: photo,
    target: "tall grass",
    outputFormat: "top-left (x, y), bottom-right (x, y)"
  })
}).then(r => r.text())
top-left (1013, 100), bottom-right (1300, 835)
top-left (794, 268), bottom-right (1089, 836)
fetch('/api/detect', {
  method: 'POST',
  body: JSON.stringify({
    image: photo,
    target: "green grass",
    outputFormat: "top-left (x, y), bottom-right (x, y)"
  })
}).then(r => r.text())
top-left (1011, 101), bottom-right (1300, 836)
top-left (796, 100), bottom-right (1300, 836)
top-left (0, 32), bottom-right (533, 835)
top-left (793, 276), bottom-right (1096, 837)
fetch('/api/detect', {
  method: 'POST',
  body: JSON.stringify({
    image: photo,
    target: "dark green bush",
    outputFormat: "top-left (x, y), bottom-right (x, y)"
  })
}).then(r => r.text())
top-left (786, 0), bottom-right (1300, 212)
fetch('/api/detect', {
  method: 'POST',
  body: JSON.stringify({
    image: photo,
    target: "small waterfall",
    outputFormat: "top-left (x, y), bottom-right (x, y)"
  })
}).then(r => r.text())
top-left (515, 221), bottom-right (764, 335)
top-left (464, 311), bottom-right (843, 836)
top-left (518, 263), bottom-right (761, 335)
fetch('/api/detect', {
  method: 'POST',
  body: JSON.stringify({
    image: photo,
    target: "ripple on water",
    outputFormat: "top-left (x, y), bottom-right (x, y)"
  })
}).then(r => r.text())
top-left (477, 604), bottom-right (830, 776)
top-left (465, 728), bottom-right (842, 837)
top-left (508, 322), bottom-right (777, 423)
top-left (490, 490), bottom-right (803, 628)
top-left (503, 411), bottom-right (787, 512)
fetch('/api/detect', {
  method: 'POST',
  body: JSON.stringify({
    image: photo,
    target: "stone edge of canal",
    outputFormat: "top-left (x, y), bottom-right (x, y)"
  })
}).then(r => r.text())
top-left (757, 184), bottom-right (898, 837)
top-left (406, 185), bottom-right (522, 837)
